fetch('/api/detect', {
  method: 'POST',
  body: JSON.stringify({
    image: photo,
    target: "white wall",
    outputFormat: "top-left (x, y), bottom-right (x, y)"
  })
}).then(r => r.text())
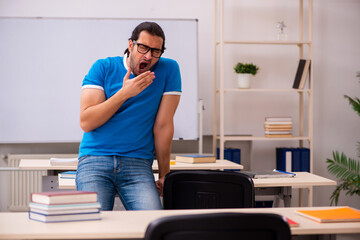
top-left (0, 0), bottom-right (359, 210)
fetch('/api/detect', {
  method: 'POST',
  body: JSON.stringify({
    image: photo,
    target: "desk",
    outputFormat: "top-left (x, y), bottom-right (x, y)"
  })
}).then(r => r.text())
top-left (19, 159), bottom-right (335, 207)
top-left (0, 207), bottom-right (359, 239)
top-left (18, 159), bottom-right (244, 171)
top-left (253, 172), bottom-right (337, 207)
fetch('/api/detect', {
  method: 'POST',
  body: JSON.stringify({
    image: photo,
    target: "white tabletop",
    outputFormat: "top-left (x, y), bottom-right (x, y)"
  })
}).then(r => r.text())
top-left (252, 172), bottom-right (336, 188)
top-left (0, 207), bottom-right (359, 239)
top-left (19, 159), bottom-right (244, 171)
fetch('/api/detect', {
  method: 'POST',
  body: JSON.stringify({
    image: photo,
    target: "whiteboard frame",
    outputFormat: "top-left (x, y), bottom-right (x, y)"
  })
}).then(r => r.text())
top-left (0, 17), bottom-right (199, 143)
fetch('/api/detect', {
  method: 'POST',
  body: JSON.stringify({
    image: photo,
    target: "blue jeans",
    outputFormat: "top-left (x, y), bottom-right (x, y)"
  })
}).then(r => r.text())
top-left (76, 155), bottom-right (162, 211)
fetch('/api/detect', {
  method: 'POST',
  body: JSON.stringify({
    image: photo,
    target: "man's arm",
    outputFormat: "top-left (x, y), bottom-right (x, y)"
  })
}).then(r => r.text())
top-left (153, 94), bottom-right (180, 195)
top-left (80, 69), bottom-right (154, 132)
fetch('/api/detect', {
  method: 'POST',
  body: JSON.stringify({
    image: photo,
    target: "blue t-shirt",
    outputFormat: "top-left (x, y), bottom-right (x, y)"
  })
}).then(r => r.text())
top-left (79, 56), bottom-right (182, 161)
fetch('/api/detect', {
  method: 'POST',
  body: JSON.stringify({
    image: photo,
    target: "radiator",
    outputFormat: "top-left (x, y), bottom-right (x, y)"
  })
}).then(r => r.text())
top-left (7, 154), bottom-right (77, 212)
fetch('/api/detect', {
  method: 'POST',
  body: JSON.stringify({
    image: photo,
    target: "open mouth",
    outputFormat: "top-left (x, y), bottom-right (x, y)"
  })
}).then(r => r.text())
top-left (139, 62), bottom-right (148, 71)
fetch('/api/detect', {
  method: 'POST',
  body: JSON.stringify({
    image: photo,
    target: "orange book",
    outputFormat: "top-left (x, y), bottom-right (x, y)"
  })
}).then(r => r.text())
top-left (295, 207), bottom-right (360, 223)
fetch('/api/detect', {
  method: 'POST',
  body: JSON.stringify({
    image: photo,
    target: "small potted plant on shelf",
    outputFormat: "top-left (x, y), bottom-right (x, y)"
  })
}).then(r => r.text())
top-left (233, 62), bottom-right (259, 89)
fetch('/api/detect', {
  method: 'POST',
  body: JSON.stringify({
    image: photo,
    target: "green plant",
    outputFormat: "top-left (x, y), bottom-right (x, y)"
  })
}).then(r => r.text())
top-left (233, 62), bottom-right (259, 75)
top-left (326, 72), bottom-right (360, 205)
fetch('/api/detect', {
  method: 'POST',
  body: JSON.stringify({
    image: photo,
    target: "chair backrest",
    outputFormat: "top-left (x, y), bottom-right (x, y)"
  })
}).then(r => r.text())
top-left (163, 170), bottom-right (254, 209)
top-left (144, 212), bottom-right (291, 240)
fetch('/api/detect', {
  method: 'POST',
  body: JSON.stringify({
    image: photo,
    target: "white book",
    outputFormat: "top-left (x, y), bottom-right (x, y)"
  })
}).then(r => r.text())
top-left (265, 117), bottom-right (292, 122)
top-left (30, 208), bottom-right (100, 215)
top-left (58, 175), bottom-right (76, 189)
top-left (265, 131), bottom-right (292, 134)
top-left (285, 150), bottom-right (292, 172)
top-left (29, 211), bottom-right (101, 223)
top-left (264, 121), bottom-right (292, 125)
top-left (50, 158), bottom-right (79, 166)
top-left (29, 202), bottom-right (101, 211)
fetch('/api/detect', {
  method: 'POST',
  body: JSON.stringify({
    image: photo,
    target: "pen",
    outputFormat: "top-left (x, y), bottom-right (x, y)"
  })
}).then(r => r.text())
top-left (273, 169), bottom-right (296, 176)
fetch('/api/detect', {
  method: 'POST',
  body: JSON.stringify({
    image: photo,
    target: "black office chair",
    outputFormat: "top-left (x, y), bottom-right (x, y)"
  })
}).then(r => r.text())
top-left (163, 170), bottom-right (254, 209)
top-left (144, 212), bottom-right (291, 240)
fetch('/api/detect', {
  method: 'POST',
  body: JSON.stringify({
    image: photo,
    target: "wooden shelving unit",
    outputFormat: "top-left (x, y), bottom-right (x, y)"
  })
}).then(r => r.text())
top-left (213, 0), bottom-right (313, 173)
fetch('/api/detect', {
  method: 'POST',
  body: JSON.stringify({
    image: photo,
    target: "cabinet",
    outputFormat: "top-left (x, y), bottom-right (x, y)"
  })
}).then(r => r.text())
top-left (213, 0), bottom-right (313, 173)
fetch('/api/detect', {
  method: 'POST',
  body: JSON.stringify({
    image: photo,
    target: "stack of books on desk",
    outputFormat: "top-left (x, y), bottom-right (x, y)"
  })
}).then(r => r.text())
top-left (29, 191), bottom-right (101, 223)
top-left (264, 117), bottom-right (292, 137)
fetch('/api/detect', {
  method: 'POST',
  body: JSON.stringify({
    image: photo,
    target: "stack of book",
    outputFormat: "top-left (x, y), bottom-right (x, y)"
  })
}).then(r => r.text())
top-left (264, 117), bottom-right (292, 137)
top-left (29, 191), bottom-right (101, 223)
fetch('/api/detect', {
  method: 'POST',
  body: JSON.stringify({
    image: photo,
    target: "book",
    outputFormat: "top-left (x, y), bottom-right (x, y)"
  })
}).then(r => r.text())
top-left (265, 134), bottom-right (292, 138)
top-left (285, 150), bottom-right (292, 172)
top-left (264, 125), bottom-right (292, 129)
top-left (292, 148), bottom-right (301, 172)
top-left (58, 174), bottom-right (76, 189)
top-left (276, 147), bottom-right (310, 172)
top-left (216, 148), bottom-right (241, 164)
top-left (31, 191), bottom-right (98, 205)
top-left (265, 131), bottom-right (292, 135)
top-left (59, 171), bottom-right (76, 178)
top-left (240, 169), bottom-right (296, 179)
top-left (30, 207), bottom-right (100, 215)
top-left (298, 59), bottom-right (311, 89)
top-left (58, 171), bottom-right (76, 189)
top-left (50, 158), bottom-right (79, 166)
top-left (29, 211), bottom-right (101, 223)
top-left (292, 59), bottom-right (306, 89)
top-left (265, 117), bottom-right (292, 122)
top-left (175, 154), bottom-right (216, 163)
top-left (295, 207), bottom-right (360, 223)
top-left (286, 217), bottom-right (299, 227)
top-left (264, 121), bottom-right (292, 125)
top-left (29, 202), bottom-right (101, 211)
top-left (300, 148), bottom-right (310, 172)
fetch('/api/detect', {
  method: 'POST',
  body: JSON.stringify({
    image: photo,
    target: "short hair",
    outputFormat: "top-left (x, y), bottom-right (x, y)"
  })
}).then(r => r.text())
top-left (124, 21), bottom-right (166, 56)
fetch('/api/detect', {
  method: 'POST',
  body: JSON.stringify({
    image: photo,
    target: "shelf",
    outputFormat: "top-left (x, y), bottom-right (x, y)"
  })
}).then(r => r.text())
top-left (216, 135), bottom-right (310, 141)
top-left (216, 40), bottom-right (312, 46)
top-left (215, 89), bottom-right (311, 93)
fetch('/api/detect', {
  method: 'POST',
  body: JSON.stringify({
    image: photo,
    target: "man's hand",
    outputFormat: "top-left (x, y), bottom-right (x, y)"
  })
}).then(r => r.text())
top-left (156, 177), bottom-right (165, 196)
top-left (121, 68), bottom-right (155, 98)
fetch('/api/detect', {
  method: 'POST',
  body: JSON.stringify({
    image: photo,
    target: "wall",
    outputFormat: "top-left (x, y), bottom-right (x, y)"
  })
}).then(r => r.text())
top-left (0, 0), bottom-right (359, 212)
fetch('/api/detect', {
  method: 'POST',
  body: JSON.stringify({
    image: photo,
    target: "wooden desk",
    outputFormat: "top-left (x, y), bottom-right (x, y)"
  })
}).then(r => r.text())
top-left (18, 159), bottom-right (244, 171)
top-left (253, 172), bottom-right (336, 207)
top-left (19, 159), bottom-right (336, 207)
top-left (0, 207), bottom-right (359, 239)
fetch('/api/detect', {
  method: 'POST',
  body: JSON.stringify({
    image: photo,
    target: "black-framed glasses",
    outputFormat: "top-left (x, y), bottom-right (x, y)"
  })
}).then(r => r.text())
top-left (133, 41), bottom-right (163, 58)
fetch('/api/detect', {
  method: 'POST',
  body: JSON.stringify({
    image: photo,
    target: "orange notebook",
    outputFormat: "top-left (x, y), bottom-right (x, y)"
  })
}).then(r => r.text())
top-left (295, 207), bottom-right (360, 223)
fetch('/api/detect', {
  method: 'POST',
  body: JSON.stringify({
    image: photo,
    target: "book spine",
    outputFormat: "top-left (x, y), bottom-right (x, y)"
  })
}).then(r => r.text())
top-left (300, 148), bottom-right (310, 172)
top-left (292, 148), bottom-right (301, 171)
top-left (276, 148), bottom-right (286, 171)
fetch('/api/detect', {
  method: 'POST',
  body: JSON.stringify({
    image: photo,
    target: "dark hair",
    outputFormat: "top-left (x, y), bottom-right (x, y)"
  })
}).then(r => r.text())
top-left (124, 22), bottom-right (166, 56)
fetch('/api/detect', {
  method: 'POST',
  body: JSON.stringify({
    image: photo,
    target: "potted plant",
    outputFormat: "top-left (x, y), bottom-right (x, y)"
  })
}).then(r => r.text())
top-left (233, 62), bottom-right (259, 88)
top-left (326, 72), bottom-right (360, 205)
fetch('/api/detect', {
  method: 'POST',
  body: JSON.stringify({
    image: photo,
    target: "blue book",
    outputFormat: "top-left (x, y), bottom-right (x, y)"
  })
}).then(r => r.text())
top-left (216, 148), bottom-right (241, 164)
top-left (300, 148), bottom-right (310, 172)
top-left (291, 148), bottom-right (302, 172)
top-left (59, 171), bottom-right (76, 179)
top-left (276, 147), bottom-right (292, 172)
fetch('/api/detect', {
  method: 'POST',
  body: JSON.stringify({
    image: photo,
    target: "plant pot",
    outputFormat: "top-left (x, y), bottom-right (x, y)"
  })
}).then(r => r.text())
top-left (237, 73), bottom-right (251, 89)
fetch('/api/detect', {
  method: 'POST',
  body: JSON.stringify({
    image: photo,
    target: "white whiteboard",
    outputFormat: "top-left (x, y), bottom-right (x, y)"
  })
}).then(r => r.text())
top-left (0, 18), bottom-right (198, 143)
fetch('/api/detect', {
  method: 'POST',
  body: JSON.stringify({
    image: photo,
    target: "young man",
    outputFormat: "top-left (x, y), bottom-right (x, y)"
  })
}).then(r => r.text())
top-left (76, 22), bottom-right (181, 210)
